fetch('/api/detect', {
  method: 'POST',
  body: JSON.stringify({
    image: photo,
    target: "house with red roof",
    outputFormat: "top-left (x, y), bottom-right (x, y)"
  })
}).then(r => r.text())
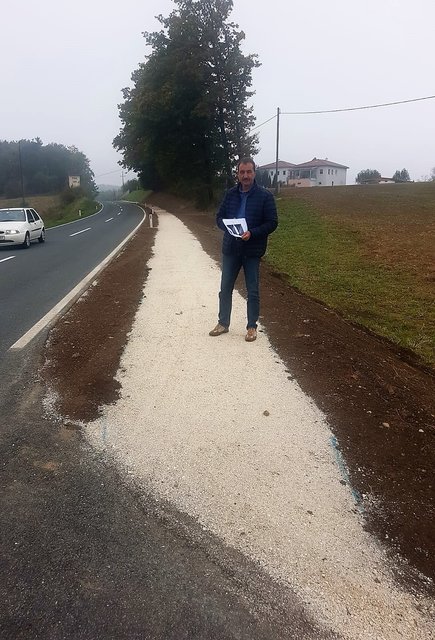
top-left (259, 158), bottom-right (348, 187)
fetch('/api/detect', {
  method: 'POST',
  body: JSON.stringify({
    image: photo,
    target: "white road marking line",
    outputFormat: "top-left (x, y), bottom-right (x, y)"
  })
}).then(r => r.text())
top-left (105, 217), bottom-right (114, 223)
top-left (9, 206), bottom-right (147, 351)
top-left (70, 227), bottom-right (91, 237)
top-left (0, 256), bottom-right (15, 263)
top-left (117, 212), bottom-right (122, 216)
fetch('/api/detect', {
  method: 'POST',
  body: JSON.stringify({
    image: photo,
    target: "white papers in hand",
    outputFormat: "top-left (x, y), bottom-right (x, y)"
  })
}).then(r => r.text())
top-left (222, 218), bottom-right (248, 237)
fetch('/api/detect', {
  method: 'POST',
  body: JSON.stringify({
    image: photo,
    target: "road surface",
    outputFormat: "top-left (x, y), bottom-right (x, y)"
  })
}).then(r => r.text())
top-left (0, 201), bottom-right (143, 354)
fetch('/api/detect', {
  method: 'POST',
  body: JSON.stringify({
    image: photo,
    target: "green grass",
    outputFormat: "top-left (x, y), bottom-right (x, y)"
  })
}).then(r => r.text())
top-left (0, 194), bottom-right (101, 227)
top-left (121, 189), bottom-right (152, 203)
top-left (44, 197), bottom-right (101, 227)
top-left (266, 197), bottom-right (435, 366)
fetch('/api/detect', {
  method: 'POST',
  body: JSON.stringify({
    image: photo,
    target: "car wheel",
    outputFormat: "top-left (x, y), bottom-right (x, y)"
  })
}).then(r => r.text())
top-left (22, 232), bottom-right (31, 249)
top-left (38, 228), bottom-right (46, 243)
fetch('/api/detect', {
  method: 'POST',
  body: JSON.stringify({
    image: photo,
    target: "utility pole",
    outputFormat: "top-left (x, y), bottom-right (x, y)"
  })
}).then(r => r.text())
top-left (121, 170), bottom-right (125, 191)
top-left (275, 107), bottom-right (280, 195)
top-left (18, 140), bottom-right (25, 206)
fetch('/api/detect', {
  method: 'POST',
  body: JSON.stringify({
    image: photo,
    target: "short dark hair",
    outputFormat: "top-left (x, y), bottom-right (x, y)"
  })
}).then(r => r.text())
top-left (237, 157), bottom-right (256, 171)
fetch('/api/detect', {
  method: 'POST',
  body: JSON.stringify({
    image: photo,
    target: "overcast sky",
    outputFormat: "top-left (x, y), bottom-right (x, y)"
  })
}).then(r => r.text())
top-left (2, 0), bottom-right (434, 185)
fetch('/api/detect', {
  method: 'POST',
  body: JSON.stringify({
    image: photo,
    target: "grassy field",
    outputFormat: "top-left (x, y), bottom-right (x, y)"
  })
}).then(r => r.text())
top-left (267, 183), bottom-right (435, 367)
top-left (0, 194), bottom-right (100, 227)
top-left (0, 194), bottom-right (61, 217)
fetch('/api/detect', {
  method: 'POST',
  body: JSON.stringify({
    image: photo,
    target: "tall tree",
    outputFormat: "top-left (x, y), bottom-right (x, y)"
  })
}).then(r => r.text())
top-left (392, 168), bottom-right (410, 182)
top-left (114, 0), bottom-right (259, 204)
top-left (355, 169), bottom-right (381, 184)
top-left (0, 139), bottom-right (96, 198)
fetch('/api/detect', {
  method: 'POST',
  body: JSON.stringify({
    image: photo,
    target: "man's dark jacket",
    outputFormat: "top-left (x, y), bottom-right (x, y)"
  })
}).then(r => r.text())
top-left (216, 181), bottom-right (278, 257)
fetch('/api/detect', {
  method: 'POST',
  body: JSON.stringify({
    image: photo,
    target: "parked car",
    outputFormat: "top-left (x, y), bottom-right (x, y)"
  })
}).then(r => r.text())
top-left (0, 207), bottom-right (45, 248)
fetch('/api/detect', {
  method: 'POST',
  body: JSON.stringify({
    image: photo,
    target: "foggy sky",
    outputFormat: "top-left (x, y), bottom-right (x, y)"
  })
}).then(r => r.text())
top-left (2, 0), bottom-right (434, 186)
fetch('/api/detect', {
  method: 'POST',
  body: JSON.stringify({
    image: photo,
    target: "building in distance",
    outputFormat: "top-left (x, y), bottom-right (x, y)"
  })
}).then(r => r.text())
top-left (259, 158), bottom-right (348, 187)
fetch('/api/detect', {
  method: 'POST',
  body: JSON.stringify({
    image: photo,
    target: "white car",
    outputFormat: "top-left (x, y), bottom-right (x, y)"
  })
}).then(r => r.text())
top-left (0, 207), bottom-right (46, 248)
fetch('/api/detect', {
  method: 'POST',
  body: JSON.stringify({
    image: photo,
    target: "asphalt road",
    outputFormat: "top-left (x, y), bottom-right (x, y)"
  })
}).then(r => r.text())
top-left (0, 201), bottom-right (144, 355)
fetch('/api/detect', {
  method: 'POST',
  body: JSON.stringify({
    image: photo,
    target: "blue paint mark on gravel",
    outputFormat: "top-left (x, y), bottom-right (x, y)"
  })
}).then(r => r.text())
top-left (330, 435), bottom-right (364, 512)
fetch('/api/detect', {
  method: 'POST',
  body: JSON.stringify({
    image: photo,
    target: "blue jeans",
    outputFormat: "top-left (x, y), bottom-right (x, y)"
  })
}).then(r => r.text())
top-left (218, 253), bottom-right (260, 329)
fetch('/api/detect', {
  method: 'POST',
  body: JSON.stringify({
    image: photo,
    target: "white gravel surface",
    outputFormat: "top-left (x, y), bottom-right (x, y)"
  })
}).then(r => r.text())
top-left (86, 209), bottom-right (434, 639)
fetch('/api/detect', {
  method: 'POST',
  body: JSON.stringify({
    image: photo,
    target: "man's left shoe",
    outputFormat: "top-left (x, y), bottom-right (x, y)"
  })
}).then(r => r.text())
top-left (209, 323), bottom-right (229, 337)
top-left (245, 328), bottom-right (257, 342)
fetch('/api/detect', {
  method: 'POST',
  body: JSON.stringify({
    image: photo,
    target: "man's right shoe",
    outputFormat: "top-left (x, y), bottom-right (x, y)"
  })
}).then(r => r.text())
top-left (209, 324), bottom-right (229, 337)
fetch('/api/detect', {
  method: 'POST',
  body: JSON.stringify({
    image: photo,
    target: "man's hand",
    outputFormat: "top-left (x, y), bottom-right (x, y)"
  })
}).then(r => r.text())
top-left (241, 230), bottom-right (251, 241)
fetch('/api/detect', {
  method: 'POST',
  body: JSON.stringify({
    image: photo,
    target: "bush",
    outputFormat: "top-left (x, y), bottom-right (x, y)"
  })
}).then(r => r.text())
top-left (60, 186), bottom-right (85, 205)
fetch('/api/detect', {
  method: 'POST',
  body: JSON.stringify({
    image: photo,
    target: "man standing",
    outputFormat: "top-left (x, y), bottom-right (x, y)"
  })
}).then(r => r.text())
top-left (209, 157), bottom-right (278, 342)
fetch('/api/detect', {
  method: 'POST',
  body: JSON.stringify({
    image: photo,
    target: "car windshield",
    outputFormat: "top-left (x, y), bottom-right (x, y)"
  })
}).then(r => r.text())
top-left (0, 209), bottom-right (26, 222)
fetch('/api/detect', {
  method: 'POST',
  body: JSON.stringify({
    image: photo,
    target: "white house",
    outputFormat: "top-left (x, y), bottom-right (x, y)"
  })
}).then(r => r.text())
top-left (288, 158), bottom-right (348, 187)
top-left (259, 158), bottom-right (348, 187)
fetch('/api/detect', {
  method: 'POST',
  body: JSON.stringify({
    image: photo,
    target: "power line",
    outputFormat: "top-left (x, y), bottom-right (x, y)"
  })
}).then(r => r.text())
top-left (250, 93), bottom-right (435, 132)
top-left (95, 169), bottom-right (124, 178)
top-left (249, 114), bottom-right (277, 132)
top-left (281, 94), bottom-right (435, 115)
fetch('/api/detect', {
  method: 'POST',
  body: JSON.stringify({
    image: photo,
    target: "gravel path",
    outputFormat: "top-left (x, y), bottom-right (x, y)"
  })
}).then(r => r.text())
top-left (86, 209), bottom-right (434, 639)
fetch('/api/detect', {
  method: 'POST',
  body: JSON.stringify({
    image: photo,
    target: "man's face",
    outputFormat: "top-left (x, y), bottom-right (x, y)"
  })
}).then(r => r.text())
top-left (238, 162), bottom-right (255, 191)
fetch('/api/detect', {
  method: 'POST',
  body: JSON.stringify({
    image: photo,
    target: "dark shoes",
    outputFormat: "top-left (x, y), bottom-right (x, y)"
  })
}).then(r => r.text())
top-left (209, 324), bottom-right (229, 337)
top-left (245, 328), bottom-right (257, 342)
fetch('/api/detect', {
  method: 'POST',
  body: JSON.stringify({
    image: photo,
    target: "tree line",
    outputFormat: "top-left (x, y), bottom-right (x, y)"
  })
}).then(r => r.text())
top-left (114, 0), bottom-right (258, 205)
top-left (355, 168), bottom-right (411, 184)
top-left (356, 167), bottom-right (435, 183)
top-left (0, 138), bottom-right (97, 199)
